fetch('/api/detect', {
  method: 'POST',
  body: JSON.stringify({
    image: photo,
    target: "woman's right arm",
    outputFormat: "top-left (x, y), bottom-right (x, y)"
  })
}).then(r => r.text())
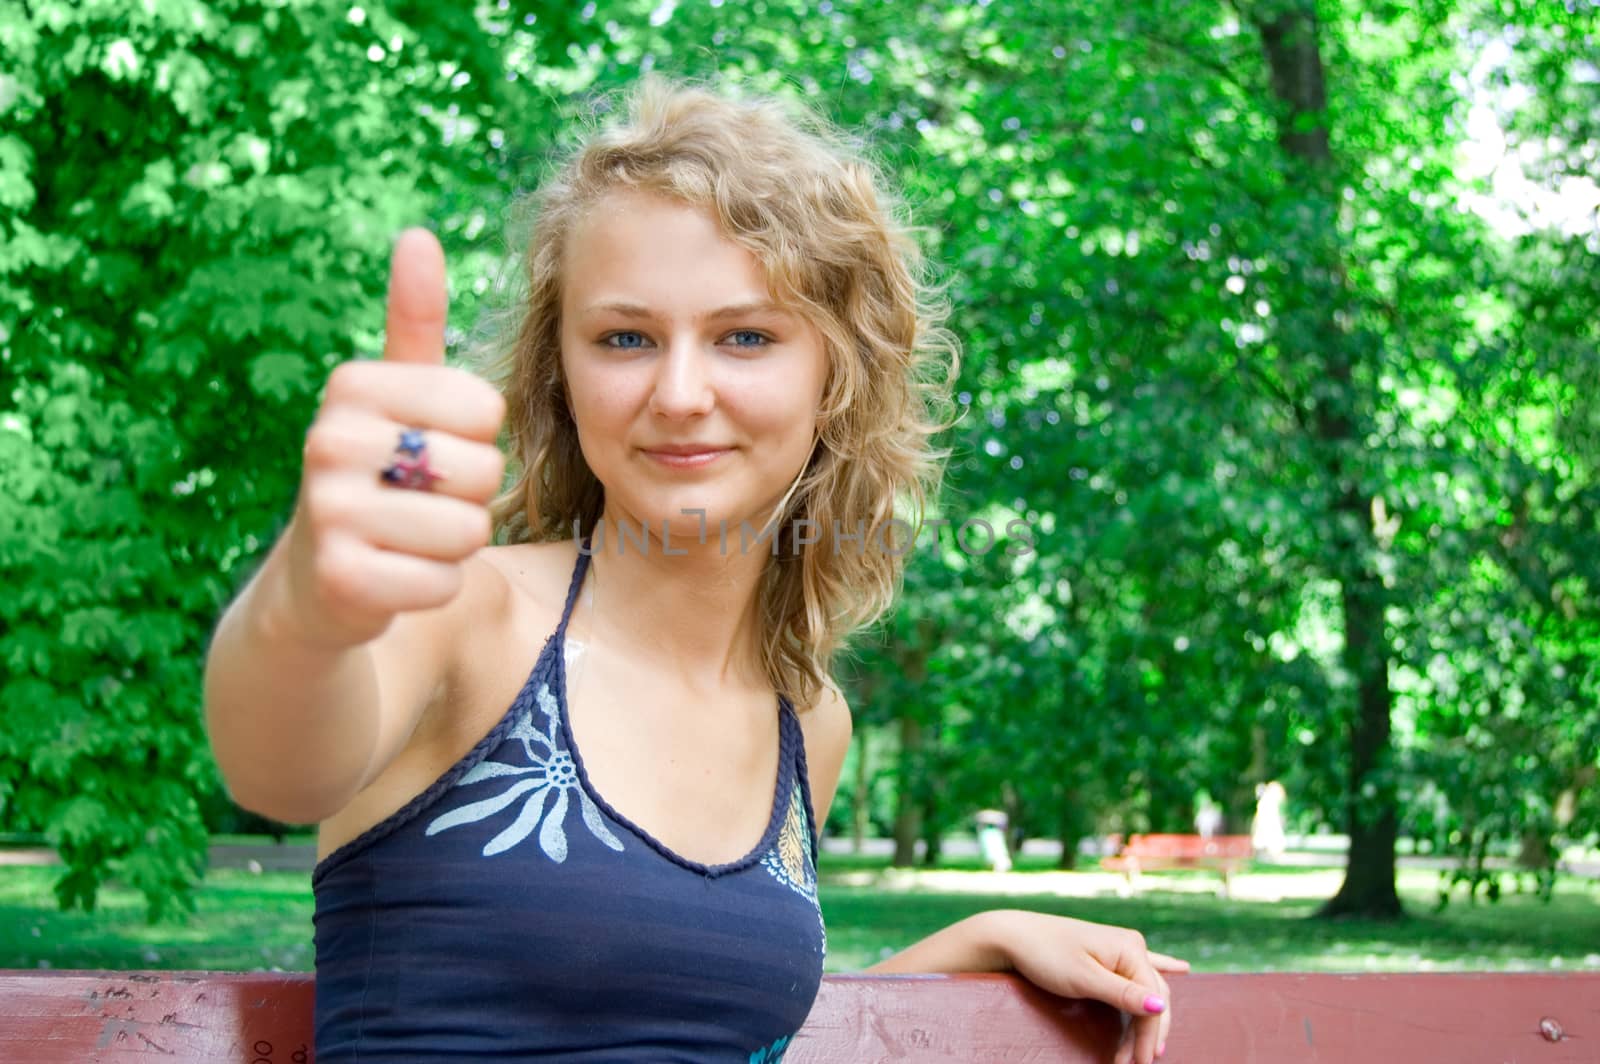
top-left (203, 229), bottom-right (506, 825)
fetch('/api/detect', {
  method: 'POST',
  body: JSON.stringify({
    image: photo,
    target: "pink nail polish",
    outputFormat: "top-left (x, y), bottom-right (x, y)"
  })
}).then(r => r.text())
top-left (1158, 1041), bottom-right (1167, 1058)
top-left (1144, 994), bottom-right (1166, 1014)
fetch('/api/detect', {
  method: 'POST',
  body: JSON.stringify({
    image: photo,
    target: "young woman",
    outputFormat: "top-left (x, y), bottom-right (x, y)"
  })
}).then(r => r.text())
top-left (204, 78), bottom-right (1185, 1063)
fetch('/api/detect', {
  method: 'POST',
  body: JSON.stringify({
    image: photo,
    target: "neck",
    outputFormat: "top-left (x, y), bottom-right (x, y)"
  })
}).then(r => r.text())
top-left (577, 512), bottom-right (777, 692)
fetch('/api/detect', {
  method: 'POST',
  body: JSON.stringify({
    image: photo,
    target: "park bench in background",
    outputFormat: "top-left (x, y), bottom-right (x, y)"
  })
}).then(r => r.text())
top-left (1101, 834), bottom-right (1254, 897)
top-left (1, 970), bottom-right (1596, 1061)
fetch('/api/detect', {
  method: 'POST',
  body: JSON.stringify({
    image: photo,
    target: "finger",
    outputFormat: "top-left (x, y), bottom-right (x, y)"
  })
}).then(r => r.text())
top-left (1129, 968), bottom-right (1165, 1064)
top-left (305, 413), bottom-right (506, 504)
top-left (317, 531), bottom-right (467, 617)
top-left (1149, 951), bottom-right (1191, 974)
top-left (1155, 969), bottom-right (1173, 1057)
top-left (1087, 968), bottom-right (1166, 1019)
top-left (384, 228), bottom-right (448, 365)
top-left (1084, 967), bottom-right (1166, 1064)
top-left (1131, 1009), bottom-right (1160, 1064)
top-left (324, 361), bottom-right (505, 445)
top-left (341, 481), bottom-right (494, 561)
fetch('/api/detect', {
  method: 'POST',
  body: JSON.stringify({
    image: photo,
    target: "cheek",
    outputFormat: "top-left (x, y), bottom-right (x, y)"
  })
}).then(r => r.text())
top-left (572, 380), bottom-right (622, 425)
top-left (737, 393), bottom-right (824, 478)
top-left (746, 340), bottom-right (828, 434)
top-left (720, 371), bottom-right (813, 436)
top-left (565, 359), bottom-right (638, 429)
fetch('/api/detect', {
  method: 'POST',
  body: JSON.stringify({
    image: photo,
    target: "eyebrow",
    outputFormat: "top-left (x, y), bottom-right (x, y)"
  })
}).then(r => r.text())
top-left (582, 300), bottom-right (792, 322)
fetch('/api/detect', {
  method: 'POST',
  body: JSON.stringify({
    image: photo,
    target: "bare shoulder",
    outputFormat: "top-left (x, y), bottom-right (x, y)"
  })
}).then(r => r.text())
top-left (439, 539), bottom-right (579, 705)
top-left (797, 679), bottom-right (852, 751)
top-left (797, 678), bottom-right (853, 827)
top-left (475, 539), bottom-right (582, 613)
top-left (316, 540), bottom-right (579, 859)
top-left (421, 538), bottom-right (582, 774)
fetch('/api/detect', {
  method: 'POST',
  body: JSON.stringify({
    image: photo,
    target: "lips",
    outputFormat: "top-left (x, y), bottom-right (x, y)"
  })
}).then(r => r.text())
top-left (644, 443), bottom-right (731, 456)
top-left (641, 444), bottom-right (731, 468)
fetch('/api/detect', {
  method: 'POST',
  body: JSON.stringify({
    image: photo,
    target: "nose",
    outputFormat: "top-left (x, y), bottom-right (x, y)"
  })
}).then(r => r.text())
top-left (648, 336), bottom-right (715, 420)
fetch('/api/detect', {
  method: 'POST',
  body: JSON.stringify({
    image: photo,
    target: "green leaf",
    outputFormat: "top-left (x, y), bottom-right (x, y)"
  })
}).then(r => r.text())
top-left (248, 351), bottom-right (315, 402)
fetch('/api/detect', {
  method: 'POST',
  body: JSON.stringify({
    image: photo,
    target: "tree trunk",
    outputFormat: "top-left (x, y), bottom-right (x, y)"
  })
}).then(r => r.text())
top-left (1555, 763), bottom-right (1596, 830)
top-left (921, 826), bottom-right (942, 868)
top-left (1000, 781), bottom-right (1026, 856)
top-left (921, 779), bottom-right (943, 867)
top-left (850, 671), bottom-right (878, 855)
top-left (852, 724), bottom-right (869, 855)
top-left (1320, 562), bottom-right (1402, 918)
top-left (1057, 787), bottom-right (1088, 870)
top-left (1227, 724), bottom-right (1270, 836)
top-left (891, 713), bottom-right (923, 867)
top-left (1252, 3), bottom-right (1404, 919)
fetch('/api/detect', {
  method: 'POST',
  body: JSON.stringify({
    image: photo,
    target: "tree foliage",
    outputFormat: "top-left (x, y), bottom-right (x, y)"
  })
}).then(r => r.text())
top-left (3, 0), bottom-right (1594, 920)
top-left (0, 0), bottom-right (594, 915)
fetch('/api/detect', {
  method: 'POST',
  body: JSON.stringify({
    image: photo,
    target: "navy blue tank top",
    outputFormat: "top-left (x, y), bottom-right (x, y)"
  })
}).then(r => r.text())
top-left (312, 547), bottom-right (826, 1062)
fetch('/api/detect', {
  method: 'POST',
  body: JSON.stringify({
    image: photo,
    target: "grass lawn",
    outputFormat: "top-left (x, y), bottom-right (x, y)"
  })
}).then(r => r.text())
top-left (819, 854), bottom-right (1600, 972)
top-left (0, 866), bottom-right (315, 972)
top-left (2, 850), bottom-right (1597, 974)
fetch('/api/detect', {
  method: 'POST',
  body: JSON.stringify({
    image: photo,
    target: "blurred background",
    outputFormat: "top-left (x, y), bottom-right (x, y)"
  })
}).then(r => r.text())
top-left (1, 0), bottom-right (1596, 971)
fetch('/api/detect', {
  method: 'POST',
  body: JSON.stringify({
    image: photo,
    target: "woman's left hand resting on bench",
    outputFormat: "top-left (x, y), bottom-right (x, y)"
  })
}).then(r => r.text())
top-left (867, 908), bottom-right (1189, 1064)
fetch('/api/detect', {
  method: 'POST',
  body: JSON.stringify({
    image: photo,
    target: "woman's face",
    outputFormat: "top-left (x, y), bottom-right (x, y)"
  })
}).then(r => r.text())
top-left (560, 190), bottom-right (829, 544)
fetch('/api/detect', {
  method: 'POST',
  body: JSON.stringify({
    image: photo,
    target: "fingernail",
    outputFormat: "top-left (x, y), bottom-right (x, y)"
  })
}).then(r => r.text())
top-left (1158, 1041), bottom-right (1167, 1058)
top-left (1144, 994), bottom-right (1166, 1014)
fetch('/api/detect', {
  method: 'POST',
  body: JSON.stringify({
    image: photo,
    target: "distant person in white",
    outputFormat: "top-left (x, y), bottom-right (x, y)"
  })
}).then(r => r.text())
top-left (1252, 781), bottom-right (1287, 861)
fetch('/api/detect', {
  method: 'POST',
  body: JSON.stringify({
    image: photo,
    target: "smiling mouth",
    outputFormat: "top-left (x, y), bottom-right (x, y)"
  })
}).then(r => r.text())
top-left (641, 447), bottom-right (731, 468)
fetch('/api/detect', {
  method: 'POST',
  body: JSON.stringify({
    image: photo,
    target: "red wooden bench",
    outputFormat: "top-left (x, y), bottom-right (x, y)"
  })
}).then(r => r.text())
top-left (1101, 834), bottom-right (1254, 897)
top-left (1, 970), bottom-right (1595, 1061)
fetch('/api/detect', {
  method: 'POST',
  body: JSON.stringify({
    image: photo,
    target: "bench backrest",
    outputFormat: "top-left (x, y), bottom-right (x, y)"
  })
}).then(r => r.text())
top-left (1, 970), bottom-right (1594, 1062)
top-left (1124, 833), bottom-right (1254, 858)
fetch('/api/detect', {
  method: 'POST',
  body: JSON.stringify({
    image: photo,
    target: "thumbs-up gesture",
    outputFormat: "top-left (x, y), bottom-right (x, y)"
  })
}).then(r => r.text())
top-left (283, 229), bottom-right (507, 650)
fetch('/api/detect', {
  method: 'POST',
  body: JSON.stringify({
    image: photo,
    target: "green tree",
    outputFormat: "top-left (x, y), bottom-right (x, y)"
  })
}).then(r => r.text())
top-left (619, 0), bottom-right (1594, 917)
top-left (0, 0), bottom-right (594, 916)
top-left (8, 0), bottom-right (1593, 926)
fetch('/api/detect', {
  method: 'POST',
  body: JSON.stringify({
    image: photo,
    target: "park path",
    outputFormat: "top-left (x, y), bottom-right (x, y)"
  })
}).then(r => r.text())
top-left (3, 836), bottom-right (1594, 877)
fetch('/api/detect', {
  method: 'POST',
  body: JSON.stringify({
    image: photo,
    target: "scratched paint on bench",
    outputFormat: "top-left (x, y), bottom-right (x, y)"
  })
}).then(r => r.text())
top-left (1, 971), bottom-right (1596, 1062)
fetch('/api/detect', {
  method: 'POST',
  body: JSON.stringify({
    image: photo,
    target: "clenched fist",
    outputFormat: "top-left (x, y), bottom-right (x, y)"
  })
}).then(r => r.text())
top-left (284, 228), bottom-right (507, 649)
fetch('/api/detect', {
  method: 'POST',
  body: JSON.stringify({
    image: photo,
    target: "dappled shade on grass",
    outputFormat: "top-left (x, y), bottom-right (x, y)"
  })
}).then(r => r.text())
top-left (2, 858), bottom-right (1596, 976)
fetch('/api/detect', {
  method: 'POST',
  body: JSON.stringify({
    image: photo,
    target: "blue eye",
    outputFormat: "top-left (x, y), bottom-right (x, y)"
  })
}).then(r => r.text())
top-left (725, 330), bottom-right (770, 348)
top-left (603, 331), bottom-right (649, 349)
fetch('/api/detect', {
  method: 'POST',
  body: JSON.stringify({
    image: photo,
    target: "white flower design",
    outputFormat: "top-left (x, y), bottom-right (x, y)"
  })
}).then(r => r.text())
top-left (425, 683), bottom-right (624, 861)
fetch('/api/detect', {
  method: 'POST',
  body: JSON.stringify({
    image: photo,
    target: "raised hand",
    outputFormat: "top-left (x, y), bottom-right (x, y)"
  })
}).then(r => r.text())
top-left (282, 228), bottom-right (507, 649)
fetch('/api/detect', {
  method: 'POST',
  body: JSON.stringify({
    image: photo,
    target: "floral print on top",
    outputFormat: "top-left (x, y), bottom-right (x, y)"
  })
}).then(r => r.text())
top-left (424, 681), bottom-right (625, 860)
top-left (749, 1033), bottom-right (792, 1063)
top-left (762, 781), bottom-right (826, 959)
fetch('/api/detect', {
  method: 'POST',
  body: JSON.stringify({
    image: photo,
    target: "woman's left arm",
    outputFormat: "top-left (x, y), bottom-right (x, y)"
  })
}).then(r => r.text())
top-left (865, 909), bottom-right (1186, 1064)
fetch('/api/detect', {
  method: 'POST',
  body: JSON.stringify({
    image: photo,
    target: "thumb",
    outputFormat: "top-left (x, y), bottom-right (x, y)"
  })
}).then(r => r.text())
top-left (383, 227), bottom-right (448, 365)
top-left (1149, 951), bottom-right (1191, 975)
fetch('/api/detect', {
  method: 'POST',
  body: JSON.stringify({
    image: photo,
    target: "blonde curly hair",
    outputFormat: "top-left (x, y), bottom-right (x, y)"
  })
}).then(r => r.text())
top-left (477, 76), bottom-right (958, 709)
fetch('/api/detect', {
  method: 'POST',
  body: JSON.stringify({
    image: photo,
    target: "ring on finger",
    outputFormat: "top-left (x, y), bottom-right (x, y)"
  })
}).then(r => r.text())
top-left (380, 427), bottom-right (446, 491)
